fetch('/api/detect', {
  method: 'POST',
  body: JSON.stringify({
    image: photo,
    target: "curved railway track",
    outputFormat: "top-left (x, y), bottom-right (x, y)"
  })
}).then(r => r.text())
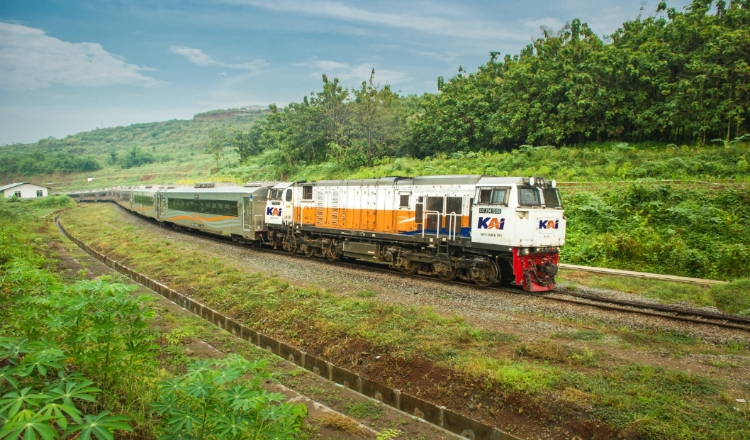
top-left (81, 203), bottom-right (750, 333)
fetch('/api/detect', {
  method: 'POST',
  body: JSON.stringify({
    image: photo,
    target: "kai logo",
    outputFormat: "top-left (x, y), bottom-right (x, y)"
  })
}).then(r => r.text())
top-left (477, 217), bottom-right (505, 230)
top-left (266, 207), bottom-right (282, 216)
top-left (539, 219), bottom-right (559, 230)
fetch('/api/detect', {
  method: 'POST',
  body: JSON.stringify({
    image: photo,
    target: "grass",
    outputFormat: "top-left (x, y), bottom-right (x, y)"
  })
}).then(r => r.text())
top-left (560, 269), bottom-right (715, 305)
top-left (559, 270), bottom-right (750, 317)
top-left (60, 202), bottom-right (750, 438)
top-left (344, 400), bottom-right (383, 419)
top-left (709, 279), bottom-right (750, 316)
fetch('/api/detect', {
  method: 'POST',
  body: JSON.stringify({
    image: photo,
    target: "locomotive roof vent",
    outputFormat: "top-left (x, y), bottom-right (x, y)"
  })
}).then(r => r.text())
top-left (195, 182), bottom-right (215, 188)
top-left (244, 180), bottom-right (278, 188)
top-left (145, 185), bottom-right (152, 188)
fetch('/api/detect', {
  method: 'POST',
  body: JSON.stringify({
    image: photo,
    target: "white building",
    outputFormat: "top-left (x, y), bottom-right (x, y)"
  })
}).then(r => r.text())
top-left (0, 182), bottom-right (49, 199)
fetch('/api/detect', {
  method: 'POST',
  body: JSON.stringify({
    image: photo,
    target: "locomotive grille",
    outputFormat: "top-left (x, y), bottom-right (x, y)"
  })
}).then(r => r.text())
top-left (331, 190), bottom-right (340, 226)
top-left (315, 190), bottom-right (325, 224)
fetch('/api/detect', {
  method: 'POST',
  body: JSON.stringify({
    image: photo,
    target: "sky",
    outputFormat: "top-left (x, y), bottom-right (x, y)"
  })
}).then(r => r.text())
top-left (0, 0), bottom-right (693, 146)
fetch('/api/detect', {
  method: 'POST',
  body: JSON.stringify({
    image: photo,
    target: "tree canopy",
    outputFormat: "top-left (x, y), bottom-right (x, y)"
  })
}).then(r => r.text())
top-left (222, 0), bottom-right (748, 172)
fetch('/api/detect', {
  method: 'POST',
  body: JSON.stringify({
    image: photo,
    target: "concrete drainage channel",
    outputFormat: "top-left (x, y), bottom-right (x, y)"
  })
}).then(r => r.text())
top-left (56, 215), bottom-right (519, 440)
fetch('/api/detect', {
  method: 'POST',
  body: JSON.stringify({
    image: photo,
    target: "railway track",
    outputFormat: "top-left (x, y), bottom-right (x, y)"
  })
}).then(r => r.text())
top-left (93, 203), bottom-right (750, 333)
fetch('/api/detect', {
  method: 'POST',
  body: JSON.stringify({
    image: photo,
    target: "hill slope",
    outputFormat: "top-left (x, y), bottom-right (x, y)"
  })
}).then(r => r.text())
top-left (0, 110), bottom-right (262, 191)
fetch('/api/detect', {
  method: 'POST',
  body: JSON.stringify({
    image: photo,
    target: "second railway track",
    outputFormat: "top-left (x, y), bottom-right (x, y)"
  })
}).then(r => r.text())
top-left (95, 202), bottom-right (750, 333)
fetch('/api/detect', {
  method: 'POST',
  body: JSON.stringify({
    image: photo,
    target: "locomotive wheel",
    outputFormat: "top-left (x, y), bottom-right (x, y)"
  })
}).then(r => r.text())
top-left (437, 266), bottom-right (457, 281)
top-left (304, 246), bottom-right (315, 258)
top-left (473, 261), bottom-right (499, 287)
top-left (399, 261), bottom-right (418, 275)
top-left (285, 237), bottom-right (297, 254)
top-left (326, 244), bottom-right (340, 261)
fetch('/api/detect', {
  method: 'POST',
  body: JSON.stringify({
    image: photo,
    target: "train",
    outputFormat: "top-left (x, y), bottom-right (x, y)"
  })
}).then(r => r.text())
top-left (69, 175), bottom-right (566, 291)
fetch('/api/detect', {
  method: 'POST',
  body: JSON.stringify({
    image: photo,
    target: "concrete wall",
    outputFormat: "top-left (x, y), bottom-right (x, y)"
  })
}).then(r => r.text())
top-left (3, 184), bottom-right (48, 198)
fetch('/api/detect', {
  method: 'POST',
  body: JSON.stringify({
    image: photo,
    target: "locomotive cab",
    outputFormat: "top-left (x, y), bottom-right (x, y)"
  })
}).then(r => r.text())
top-left (471, 177), bottom-right (565, 291)
top-left (265, 182), bottom-right (293, 226)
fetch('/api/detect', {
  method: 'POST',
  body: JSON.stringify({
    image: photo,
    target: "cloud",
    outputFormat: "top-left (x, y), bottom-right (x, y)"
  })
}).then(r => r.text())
top-left (227, 0), bottom-right (526, 41)
top-left (300, 58), bottom-right (410, 86)
top-left (170, 45), bottom-right (267, 70)
top-left (0, 22), bottom-right (161, 90)
top-left (523, 17), bottom-right (565, 31)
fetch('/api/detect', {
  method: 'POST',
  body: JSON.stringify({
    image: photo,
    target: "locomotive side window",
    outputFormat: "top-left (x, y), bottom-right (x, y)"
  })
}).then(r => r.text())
top-left (399, 194), bottom-right (410, 208)
top-left (518, 187), bottom-right (542, 207)
top-left (303, 185), bottom-right (313, 200)
top-left (479, 189), bottom-right (491, 203)
top-left (285, 189), bottom-right (293, 202)
top-left (543, 188), bottom-right (562, 208)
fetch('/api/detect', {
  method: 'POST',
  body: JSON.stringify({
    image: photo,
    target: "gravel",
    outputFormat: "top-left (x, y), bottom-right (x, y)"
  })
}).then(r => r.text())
top-left (113, 208), bottom-right (750, 348)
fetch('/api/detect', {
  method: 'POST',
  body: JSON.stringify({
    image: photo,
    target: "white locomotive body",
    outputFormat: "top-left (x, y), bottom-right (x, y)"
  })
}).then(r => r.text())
top-left (265, 175), bottom-right (565, 291)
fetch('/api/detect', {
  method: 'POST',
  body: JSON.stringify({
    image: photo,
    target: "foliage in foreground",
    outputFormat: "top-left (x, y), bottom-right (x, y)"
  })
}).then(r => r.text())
top-left (153, 356), bottom-right (306, 439)
top-left (0, 198), bottom-right (306, 439)
top-left (0, 338), bottom-right (133, 440)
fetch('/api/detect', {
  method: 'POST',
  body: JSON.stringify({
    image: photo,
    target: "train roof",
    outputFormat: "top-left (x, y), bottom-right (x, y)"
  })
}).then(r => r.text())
top-left (314, 175), bottom-right (510, 187)
top-left (158, 186), bottom-right (267, 195)
top-left (476, 176), bottom-right (526, 186)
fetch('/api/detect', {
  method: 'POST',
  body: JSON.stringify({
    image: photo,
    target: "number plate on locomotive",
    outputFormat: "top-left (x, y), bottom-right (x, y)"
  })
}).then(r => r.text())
top-left (479, 208), bottom-right (502, 214)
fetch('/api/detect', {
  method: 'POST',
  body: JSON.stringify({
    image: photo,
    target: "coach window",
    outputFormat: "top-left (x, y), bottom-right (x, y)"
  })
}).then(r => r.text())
top-left (285, 189), bottom-right (293, 202)
top-left (302, 185), bottom-right (313, 200)
top-left (399, 194), bottom-right (410, 208)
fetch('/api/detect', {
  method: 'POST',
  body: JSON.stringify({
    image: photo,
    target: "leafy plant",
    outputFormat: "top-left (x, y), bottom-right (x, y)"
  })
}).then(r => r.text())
top-left (152, 355), bottom-right (306, 439)
top-left (0, 337), bottom-right (133, 440)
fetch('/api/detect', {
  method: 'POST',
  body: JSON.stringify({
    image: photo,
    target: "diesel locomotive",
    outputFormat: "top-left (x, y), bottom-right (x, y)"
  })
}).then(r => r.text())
top-left (71, 175), bottom-right (565, 291)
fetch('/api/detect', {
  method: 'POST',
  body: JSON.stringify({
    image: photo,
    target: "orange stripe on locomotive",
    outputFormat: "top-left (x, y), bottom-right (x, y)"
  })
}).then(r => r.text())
top-left (293, 206), bottom-right (469, 233)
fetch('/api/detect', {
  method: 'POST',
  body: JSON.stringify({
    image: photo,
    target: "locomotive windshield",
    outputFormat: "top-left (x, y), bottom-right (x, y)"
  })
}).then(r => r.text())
top-left (269, 189), bottom-right (283, 200)
top-left (518, 186), bottom-right (542, 207)
top-left (478, 187), bottom-right (509, 205)
top-left (543, 188), bottom-right (563, 208)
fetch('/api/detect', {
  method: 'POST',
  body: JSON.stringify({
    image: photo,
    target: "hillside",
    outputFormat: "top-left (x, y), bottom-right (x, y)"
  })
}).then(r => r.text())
top-left (0, 111), bottom-right (262, 191)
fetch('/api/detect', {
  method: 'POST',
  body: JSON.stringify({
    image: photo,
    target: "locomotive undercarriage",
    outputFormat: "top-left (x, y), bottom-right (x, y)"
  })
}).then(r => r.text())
top-left (270, 227), bottom-right (519, 288)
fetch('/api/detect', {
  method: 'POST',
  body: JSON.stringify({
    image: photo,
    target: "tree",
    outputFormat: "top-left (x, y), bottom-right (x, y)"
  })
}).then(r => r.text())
top-left (350, 69), bottom-right (405, 166)
top-left (206, 127), bottom-right (230, 169)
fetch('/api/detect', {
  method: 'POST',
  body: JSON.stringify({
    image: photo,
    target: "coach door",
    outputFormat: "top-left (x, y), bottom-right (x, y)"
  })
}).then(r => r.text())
top-left (158, 196), bottom-right (166, 218)
top-left (242, 197), bottom-right (252, 231)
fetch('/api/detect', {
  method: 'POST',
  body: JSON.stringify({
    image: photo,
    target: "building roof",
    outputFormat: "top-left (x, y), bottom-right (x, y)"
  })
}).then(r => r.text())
top-left (0, 182), bottom-right (48, 192)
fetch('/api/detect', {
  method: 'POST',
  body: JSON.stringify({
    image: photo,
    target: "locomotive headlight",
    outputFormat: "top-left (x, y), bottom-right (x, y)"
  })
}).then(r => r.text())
top-left (529, 177), bottom-right (536, 186)
top-left (551, 179), bottom-right (557, 188)
top-left (520, 248), bottom-right (530, 256)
